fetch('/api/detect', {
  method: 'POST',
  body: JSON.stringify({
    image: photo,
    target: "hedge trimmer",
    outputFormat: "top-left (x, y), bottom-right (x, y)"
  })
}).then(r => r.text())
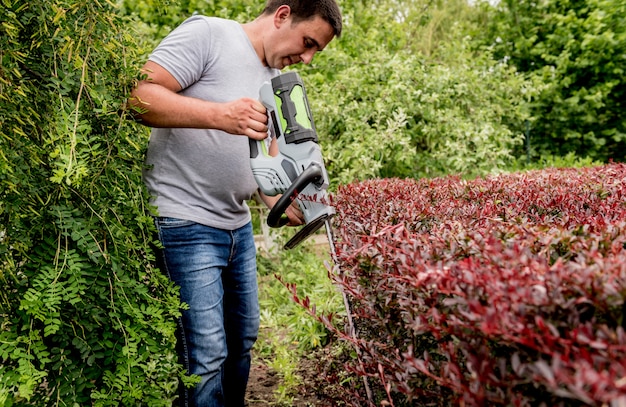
top-left (249, 71), bottom-right (335, 250)
top-left (250, 71), bottom-right (374, 402)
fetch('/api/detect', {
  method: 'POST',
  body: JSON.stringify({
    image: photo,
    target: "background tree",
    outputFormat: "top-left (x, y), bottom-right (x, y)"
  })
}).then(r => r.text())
top-left (123, 0), bottom-right (537, 184)
top-left (474, 0), bottom-right (626, 162)
top-left (120, 0), bottom-right (263, 45)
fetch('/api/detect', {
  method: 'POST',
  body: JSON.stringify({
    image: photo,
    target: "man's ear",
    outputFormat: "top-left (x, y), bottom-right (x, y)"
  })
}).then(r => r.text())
top-left (273, 5), bottom-right (291, 28)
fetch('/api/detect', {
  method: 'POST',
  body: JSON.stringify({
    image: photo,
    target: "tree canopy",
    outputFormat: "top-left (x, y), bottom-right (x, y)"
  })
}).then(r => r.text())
top-left (474, 0), bottom-right (626, 162)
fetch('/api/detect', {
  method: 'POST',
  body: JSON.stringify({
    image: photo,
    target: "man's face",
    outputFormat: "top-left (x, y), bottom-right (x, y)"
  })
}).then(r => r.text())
top-left (266, 15), bottom-right (335, 70)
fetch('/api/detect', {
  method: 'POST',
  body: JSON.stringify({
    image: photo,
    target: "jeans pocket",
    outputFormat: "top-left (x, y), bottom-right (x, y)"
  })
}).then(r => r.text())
top-left (155, 217), bottom-right (196, 229)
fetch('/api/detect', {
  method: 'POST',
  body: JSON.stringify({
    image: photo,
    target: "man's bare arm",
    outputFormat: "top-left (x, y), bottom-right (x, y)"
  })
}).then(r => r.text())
top-left (129, 61), bottom-right (269, 140)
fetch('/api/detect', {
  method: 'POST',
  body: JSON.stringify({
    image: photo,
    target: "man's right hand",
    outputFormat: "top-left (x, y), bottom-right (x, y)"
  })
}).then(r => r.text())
top-left (221, 98), bottom-right (269, 140)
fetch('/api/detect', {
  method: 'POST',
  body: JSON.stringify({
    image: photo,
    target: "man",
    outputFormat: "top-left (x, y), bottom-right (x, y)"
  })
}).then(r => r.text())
top-left (129, 1), bottom-right (342, 406)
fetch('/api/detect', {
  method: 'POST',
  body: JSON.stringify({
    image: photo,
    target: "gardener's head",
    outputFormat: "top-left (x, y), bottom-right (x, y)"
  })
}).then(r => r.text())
top-left (262, 0), bottom-right (343, 38)
top-left (258, 0), bottom-right (342, 69)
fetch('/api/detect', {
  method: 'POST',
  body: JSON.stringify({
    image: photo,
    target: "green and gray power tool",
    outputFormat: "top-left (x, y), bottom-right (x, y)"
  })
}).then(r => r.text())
top-left (249, 71), bottom-right (335, 250)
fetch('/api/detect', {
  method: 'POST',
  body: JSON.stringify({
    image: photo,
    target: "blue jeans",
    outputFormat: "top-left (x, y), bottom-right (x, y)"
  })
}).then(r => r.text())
top-left (155, 218), bottom-right (259, 407)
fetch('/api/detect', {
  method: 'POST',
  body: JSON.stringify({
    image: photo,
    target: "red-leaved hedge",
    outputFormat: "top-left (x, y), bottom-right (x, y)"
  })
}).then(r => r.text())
top-left (296, 164), bottom-right (626, 406)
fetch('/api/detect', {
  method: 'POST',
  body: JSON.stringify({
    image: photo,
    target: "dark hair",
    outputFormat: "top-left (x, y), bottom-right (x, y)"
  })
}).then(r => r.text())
top-left (262, 0), bottom-right (342, 38)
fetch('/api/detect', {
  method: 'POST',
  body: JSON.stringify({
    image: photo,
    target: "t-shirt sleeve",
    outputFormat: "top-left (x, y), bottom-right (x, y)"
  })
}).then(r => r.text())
top-left (148, 16), bottom-right (212, 90)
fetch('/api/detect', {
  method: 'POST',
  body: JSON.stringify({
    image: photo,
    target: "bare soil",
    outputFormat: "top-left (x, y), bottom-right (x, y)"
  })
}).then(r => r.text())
top-left (246, 346), bottom-right (348, 407)
top-left (245, 359), bottom-right (281, 405)
top-left (245, 358), bottom-right (328, 406)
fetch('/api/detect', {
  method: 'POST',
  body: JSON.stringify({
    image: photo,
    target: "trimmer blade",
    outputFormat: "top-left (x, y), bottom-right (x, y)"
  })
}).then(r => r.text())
top-left (284, 213), bottom-right (333, 250)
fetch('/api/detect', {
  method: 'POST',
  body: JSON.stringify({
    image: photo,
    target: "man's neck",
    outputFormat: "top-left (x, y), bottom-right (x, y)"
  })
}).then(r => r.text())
top-left (241, 17), bottom-right (269, 67)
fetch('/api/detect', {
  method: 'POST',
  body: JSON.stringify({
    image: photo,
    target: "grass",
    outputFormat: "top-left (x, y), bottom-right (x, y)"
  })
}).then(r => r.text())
top-left (254, 233), bottom-right (344, 404)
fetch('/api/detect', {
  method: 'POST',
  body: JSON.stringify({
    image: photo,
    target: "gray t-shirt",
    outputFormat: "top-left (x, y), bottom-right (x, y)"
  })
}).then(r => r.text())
top-left (143, 16), bottom-right (279, 230)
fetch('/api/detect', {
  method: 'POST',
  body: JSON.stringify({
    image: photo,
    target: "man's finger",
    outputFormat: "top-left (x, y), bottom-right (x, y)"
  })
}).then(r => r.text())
top-left (251, 100), bottom-right (266, 114)
top-left (247, 129), bottom-right (269, 140)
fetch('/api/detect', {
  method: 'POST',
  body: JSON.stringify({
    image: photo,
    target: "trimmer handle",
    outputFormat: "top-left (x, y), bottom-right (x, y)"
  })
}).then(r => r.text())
top-left (267, 164), bottom-right (324, 227)
top-left (249, 71), bottom-right (321, 197)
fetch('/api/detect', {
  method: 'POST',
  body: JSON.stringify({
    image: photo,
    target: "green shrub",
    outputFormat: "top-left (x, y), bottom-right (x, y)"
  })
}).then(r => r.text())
top-left (0, 1), bottom-right (182, 404)
top-left (475, 0), bottom-right (626, 162)
top-left (304, 0), bottom-right (536, 184)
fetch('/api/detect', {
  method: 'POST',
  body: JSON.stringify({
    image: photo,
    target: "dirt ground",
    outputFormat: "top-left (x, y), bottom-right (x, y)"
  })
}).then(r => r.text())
top-left (245, 357), bottom-right (329, 406)
top-left (245, 359), bottom-right (281, 405)
top-left (245, 347), bottom-right (346, 406)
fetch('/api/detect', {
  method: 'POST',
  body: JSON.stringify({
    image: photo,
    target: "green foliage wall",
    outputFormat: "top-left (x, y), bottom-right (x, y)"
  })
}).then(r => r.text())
top-left (304, 0), bottom-right (535, 184)
top-left (476, 0), bottom-right (626, 162)
top-left (0, 1), bottom-right (182, 405)
top-left (118, 0), bottom-right (624, 184)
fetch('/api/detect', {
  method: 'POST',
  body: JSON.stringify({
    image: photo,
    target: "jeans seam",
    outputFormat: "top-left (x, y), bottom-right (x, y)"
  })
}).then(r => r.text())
top-left (155, 218), bottom-right (191, 407)
top-left (228, 230), bottom-right (236, 264)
